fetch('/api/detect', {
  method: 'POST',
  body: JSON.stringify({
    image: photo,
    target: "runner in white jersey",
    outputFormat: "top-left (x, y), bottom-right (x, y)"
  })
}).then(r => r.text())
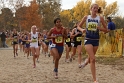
top-left (29, 25), bottom-right (40, 68)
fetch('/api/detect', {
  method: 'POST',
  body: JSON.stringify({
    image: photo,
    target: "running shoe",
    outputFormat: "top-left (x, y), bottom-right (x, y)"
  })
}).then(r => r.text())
top-left (78, 64), bottom-right (82, 68)
top-left (37, 60), bottom-right (39, 63)
top-left (81, 58), bottom-right (88, 68)
top-left (53, 60), bottom-right (55, 63)
top-left (48, 53), bottom-right (50, 57)
top-left (81, 63), bottom-right (86, 68)
top-left (33, 64), bottom-right (36, 68)
top-left (16, 53), bottom-right (18, 56)
top-left (70, 58), bottom-right (72, 62)
top-left (54, 71), bottom-right (58, 79)
top-left (65, 59), bottom-right (69, 63)
top-left (45, 53), bottom-right (46, 57)
top-left (94, 81), bottom-right (99, 83)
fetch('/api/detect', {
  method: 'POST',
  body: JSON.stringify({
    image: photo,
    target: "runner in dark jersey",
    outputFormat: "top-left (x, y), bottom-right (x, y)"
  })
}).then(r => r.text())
top-left (65, 28), bottom-right (72, 63)
top-left (11, 29), bottom-right (19, 58)
top-left (70, 22), bottom-right (83, 68)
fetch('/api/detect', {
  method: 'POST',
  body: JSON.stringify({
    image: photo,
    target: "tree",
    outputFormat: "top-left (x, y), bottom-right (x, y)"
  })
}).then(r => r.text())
top-left (60, 0), bottom-right (118, 28)
top-left (60, 9), bottom-right (72, 28)
top-left (37, 0), bottom-right (61, 30)
top-left (0, 8), bottom-right (14, 30)
top-left (94, 0), bottom-right (118, 18)
top-left (15, 0), bottom-right (42, 31)
top-left (113, 16), bottom-right (124, 29)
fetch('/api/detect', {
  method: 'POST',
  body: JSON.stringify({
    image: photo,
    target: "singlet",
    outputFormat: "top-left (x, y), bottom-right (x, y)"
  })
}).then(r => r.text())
top-left (12, 33), bottom-right (18, 42)
top-left (44, 34), bottom-right (49, 42)
top-left (25, 35), bottom-right (30, 44)
top-left (86, 15), bottom-right (100, 39)
top-left (52, 27), bottom-right (64, 46)
top-left (30, 32), bottom-right (38, 45)
top-left (65, 33), bottom-right (71, 43)
top-left (73, 28), bottom-right (82, 42)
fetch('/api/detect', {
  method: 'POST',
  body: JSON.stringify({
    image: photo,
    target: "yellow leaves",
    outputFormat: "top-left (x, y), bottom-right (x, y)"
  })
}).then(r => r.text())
top-left (60, 10), bottom-right (72, 27)
top-left (95, 0), bottom-right (107, 9)
top-left (102, 1), bottom-right (118, 17)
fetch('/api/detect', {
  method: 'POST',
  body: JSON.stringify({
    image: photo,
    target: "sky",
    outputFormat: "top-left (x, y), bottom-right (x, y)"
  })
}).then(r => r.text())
top-left (0, 0), bottom-right (123, 16)
top-left (61, 0), bottom-right (124, 16)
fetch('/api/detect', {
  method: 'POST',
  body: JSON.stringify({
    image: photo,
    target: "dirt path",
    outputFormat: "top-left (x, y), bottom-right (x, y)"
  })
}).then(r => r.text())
top-left (0, 47), bottom-right (124, 83)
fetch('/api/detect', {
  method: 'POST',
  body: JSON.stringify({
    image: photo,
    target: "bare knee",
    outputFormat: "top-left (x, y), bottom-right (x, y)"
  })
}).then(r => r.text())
top-left (90, 57), bottom-right (95, 63)
top-left (78, 52), bottom-right (82, 56)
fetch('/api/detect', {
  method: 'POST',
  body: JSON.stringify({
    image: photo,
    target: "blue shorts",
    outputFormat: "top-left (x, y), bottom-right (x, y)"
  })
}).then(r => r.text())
top-left (51, 44), bottom-right (64, 54)
top-left (25, 44), bottom-right (30, 48)
top-left (84, 39), bottom-right (99, 46)
top-left (19, 39), bottom-right (22, 44)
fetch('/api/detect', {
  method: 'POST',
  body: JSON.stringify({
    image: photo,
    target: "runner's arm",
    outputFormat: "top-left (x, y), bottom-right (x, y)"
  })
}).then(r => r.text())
top-left (62, 28), bottom-right (67, 39)
top-left (47, 28), bottom-right (56, 39)
top-left (98, 16), bottom-right (107, 32)
top-left (70, 28), bottom-right (79, 38)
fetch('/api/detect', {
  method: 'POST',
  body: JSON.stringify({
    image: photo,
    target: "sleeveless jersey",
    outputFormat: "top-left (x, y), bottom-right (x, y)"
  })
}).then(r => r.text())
top-left (30, 32), bottom-right (38, 45)
top-left (73, 28), bottom-right (82, 42)
top-left (52, 27), bottom-right (64, 46)
top-left (25, 35), bottom-right (30, 44)
top-left (12, 33), bottom-right (18, 42)
top-left (86, 15), bottom-right (100, 39)
top-left (44, 35), bottom-right (49, 42)
top-left (65, 33), bottom-right (71, 43)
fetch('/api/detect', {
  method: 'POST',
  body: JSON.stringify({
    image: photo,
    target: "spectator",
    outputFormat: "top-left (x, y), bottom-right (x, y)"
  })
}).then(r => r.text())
top-left (122, 27), bottom-right (124, 56)
top-left (107, 17), bottom-right (116, 31)
top-left (106, 17), bottom-right (116, 53)
top-left (1, 30), bottom-right (8, 48)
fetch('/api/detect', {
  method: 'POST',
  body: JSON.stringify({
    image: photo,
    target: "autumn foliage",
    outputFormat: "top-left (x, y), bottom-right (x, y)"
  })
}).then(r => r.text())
top-left (60, 0), bottom-right (118, 28)
top-left (15, 0), bottom-right (42, 31)
top-left (0, 0), bottom-right (122, 31)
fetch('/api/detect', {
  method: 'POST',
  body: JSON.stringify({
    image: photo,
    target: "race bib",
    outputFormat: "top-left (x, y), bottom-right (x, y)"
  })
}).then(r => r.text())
top-left (51, 44), bottom-right (56, 47)
top-left (88, 22), bottom-right (97, 31)
top-left (55, 36), bottom-right (63, 43)
top-left (76, 37), bottom-right (82, 42)
top-left (26, 41), bottom-right (30, 44)
top-left (14, 38), bottom-right (17, 42)
top-left (66, 38), bottom-right (70, 42)
top-left (45, 39), bottom-right (49, 42)
top-left (32, 39), bottom-right (37, 42)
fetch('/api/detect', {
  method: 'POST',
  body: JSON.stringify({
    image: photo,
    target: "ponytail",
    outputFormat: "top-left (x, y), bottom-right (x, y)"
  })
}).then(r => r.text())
top-left (98, 7), bottom-right (102, 14)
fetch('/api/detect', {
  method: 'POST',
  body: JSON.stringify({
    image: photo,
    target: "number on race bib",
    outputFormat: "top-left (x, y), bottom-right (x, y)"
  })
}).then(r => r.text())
top-left (45, 39), bottom-right (49, 42)
top-left (55, 36), bottom-right (63, 43)
top-left (88, 22), bottom-right (97, 31)
top-left (26, 41), bottom-right (30, 44)
top-left (14, 39), bottom-right (17, 42)
top-left (32, 39), bottom-right (37, 42)
top-left (76, 37), bottom-right (82, 42)
top-left (66, 38), bottom-right (70, 42)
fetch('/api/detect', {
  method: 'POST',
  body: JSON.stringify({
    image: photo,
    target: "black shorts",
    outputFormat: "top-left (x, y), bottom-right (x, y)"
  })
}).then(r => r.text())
top-left (22, 41), bottom-right (26, 45)
top-left (66, 42), bottom-right (71, 47)
top-left (12, 41), bottom-right (18, 45)
top-left (38, 43), bottom-right (41, 46)
top-left (45, 42), bottom-right (49, 46)
top-left (73, 42), bottom-right (82, 47)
